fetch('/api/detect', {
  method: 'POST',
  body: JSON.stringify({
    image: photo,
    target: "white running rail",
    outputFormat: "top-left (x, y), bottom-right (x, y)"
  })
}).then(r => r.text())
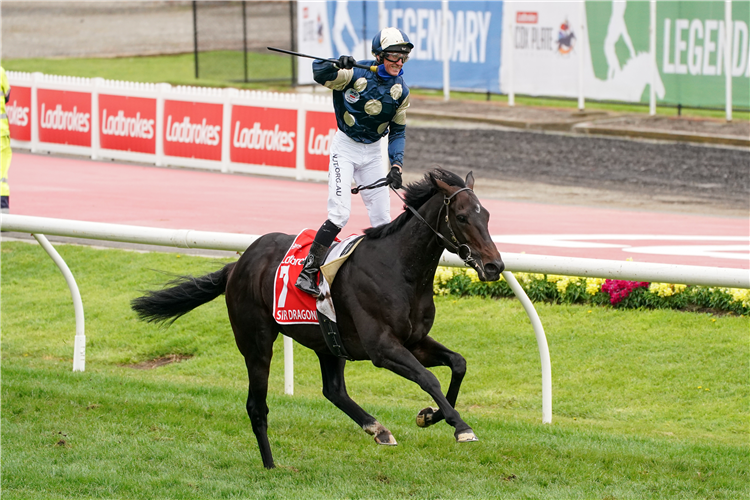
top-left (3, 214), bottom-right (749, 424)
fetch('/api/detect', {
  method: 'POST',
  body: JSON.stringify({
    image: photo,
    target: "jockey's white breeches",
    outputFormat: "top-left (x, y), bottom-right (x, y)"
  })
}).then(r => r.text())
top-left (327, 130), bottom-right (390, 229)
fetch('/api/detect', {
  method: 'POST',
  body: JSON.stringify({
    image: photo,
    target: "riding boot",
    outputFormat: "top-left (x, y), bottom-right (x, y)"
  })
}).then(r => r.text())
top-left (295, 241), bottom-right (329, 297)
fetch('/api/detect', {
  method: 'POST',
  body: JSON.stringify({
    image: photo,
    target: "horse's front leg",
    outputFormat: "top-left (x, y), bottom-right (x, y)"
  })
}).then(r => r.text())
top-left (317, 353), bottom-right (397, 445)
top-left (368, 338), bottom-right (477, 443)
top-left (408, 336), bottom-right (466, 430)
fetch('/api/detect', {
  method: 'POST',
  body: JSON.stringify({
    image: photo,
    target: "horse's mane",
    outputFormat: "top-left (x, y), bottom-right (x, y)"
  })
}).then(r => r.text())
top-left (364, 168), bottom-right (466, 240)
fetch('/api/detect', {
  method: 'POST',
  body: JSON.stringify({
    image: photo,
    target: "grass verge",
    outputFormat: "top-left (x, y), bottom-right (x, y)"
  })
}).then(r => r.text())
top-left (2, 241), bottom-right (748, 499)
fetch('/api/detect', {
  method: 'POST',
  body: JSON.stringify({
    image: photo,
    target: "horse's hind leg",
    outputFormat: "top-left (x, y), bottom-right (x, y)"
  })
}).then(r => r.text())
top-left (233, 318), bottom-right (279, 469)
top-left (318, 353), bottom-right (397, 445)
top-left (409, 336), bottom-right (467, 430)
top-left (244, 353), bottom-right (275, 469)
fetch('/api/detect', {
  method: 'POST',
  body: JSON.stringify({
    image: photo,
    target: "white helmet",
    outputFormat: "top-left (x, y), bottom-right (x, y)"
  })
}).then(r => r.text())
top-left (371, 28), bottom-right (414, 57)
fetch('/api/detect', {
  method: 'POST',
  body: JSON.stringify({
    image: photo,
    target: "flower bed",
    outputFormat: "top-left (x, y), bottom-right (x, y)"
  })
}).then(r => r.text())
top-left (433, 266), bottom-right (750, 316)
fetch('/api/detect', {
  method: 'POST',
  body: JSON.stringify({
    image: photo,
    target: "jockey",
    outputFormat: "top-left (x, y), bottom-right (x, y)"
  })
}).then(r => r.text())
top-left (296, 27), bottom-right (413, 297)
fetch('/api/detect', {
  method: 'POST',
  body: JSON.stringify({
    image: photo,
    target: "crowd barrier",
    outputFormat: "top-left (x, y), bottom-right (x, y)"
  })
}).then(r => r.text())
top-left (5, 71), bottom-right (353, 181)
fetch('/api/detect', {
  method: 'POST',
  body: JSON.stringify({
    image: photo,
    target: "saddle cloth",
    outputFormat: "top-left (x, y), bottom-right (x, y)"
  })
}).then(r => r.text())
top-left (272, 229), bottom-right (362, 325)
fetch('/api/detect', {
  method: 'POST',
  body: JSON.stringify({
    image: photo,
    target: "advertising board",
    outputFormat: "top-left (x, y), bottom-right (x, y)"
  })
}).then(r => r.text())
top-left (502, 0), bottom-right (749, 107)
top-left (163, 100), bottom-right (223, 161)
top-left (230, 106), bottom-right (297, 168)
top-left (296, 0), bottom-right (504, 92)
top-left (6, 85), bottom-right (31, 141)
top-left (37, 89), bottom-right (92, 147)
top-left (99, 94), bottom-right (157, 154)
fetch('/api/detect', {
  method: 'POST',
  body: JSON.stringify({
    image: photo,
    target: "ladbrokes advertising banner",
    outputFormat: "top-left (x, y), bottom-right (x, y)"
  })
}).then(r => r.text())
top-left (163, 100), bottom-right (222, 161)
top-left (7, 86), bottom-right (31, 141)
top-left (296, 0), bottom-right (504, 92)
top-left (99, 94), bottom-right (156, 154)
top-left (305, 111), bottom-right (337, 172)
top-left (501, 0), bottom-right (749, 107)
top-left (38, 89), bottom-right (92, 147)
top-left (230, 106), bottom-right (297, 168)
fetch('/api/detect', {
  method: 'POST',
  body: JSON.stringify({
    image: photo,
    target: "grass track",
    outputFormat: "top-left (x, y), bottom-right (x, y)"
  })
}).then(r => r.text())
top-left (2, 241), bottom-right (748, 499)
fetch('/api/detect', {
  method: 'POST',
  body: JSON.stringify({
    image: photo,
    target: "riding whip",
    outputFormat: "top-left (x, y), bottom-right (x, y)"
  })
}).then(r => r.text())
top-left (268, 47), bottom-right (377, 72)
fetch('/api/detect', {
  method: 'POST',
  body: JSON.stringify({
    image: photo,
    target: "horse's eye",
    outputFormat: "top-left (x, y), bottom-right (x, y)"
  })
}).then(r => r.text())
top-left (456, 214), bottom-right (468, 224)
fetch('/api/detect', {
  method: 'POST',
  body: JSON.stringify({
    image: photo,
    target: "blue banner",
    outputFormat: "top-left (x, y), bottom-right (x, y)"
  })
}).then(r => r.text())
top-left (325, 0), bottom-right (504, 92)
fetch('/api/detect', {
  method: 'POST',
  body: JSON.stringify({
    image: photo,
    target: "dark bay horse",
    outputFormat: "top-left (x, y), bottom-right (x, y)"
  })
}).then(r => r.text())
top-left (131, 168), bottom-right (504, 469)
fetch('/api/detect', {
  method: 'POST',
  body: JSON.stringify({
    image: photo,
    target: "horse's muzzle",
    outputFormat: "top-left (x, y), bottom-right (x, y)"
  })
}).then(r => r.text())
top-left (478, 259), bottom-right (504, 282)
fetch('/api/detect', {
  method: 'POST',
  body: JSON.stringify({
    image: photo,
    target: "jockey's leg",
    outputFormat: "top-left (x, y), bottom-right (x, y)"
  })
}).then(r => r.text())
top-left (354, 141), bottom-right (390, 227)
top-left (296, 131), bottom-right (355, 297)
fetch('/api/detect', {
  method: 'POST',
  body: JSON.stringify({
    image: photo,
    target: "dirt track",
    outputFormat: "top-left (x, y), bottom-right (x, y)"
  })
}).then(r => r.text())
top-left (404, 122), bottom-right (749, 217)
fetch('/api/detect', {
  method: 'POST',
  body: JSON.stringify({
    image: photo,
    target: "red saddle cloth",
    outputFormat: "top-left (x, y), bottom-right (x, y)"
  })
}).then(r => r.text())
top-left (272, 229), bottom-right (320, 325)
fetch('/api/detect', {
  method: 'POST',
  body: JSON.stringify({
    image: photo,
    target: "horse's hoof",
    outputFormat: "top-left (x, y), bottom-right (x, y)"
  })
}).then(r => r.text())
top-left (455, 430), bottom-right (479, 443)
top-left (374, 429), bottom-right (398, 446)
top-left (416, 407), bottom-right (438, 427)
top-left (364, 421), bottom-right (397, 446)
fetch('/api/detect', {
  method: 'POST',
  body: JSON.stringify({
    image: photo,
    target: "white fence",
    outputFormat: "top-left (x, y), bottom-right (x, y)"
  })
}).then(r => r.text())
top-left (3, 214), bottom-right (749, 424)
top-left (6, 71), bottom-right (347, 182)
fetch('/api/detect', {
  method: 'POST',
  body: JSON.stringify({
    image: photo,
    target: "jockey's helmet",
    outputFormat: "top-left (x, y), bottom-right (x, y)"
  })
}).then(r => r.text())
top-left (372, 28), bottom-right (414, 57)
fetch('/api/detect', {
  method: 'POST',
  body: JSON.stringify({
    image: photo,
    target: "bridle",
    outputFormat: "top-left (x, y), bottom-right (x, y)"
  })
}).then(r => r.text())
top-left (352, 179), bottom-right (479, 269)
top-left (435, 187), bottom-right (478, 268)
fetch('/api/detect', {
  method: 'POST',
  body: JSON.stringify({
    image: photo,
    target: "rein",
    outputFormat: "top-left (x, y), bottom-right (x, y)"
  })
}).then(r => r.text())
top-left (352, 179), bottom-right (479, 269)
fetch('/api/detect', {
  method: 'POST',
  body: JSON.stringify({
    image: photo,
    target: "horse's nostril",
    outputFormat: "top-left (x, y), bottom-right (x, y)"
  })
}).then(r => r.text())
top-left (484, 261), bottom-right (504, 277)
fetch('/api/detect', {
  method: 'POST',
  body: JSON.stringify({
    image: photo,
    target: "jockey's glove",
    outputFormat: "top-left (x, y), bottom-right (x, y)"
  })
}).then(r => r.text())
top-left (386, 166), bottom-right (402, 189)
top-left (336, 55), bottom-right (357, 70)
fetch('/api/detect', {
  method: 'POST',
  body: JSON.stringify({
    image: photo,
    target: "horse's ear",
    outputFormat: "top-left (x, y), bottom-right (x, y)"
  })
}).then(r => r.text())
top-left (430, 172), bottom-right (459, 197)
top-left (465, 171), bottom-right (474, 190)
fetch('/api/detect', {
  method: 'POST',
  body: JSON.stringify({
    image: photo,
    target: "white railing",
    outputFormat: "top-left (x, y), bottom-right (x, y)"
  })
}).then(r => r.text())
top-left (3, 214), bottom-right (749, 424)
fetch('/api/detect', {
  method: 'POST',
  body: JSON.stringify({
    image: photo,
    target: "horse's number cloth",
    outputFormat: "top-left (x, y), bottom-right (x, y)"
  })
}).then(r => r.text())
top-left (273, 230), bottom-right (362, 325)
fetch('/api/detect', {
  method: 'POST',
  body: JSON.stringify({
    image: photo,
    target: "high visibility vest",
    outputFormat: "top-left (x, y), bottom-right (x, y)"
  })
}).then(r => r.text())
top-left (1, 67), bottom-right (10, 137)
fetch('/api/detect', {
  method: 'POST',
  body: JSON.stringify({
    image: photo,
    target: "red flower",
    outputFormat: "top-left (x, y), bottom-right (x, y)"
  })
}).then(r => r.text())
top-left (601, 279), bottom-right (650, 305)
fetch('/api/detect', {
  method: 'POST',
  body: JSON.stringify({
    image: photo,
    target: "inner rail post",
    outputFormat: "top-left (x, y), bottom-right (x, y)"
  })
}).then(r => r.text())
top-left (32, 233), bottom-right (86, 372)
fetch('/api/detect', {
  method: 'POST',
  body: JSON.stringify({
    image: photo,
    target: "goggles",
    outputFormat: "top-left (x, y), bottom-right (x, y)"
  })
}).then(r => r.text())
top-left (383, 52), bottom-right (409, 63)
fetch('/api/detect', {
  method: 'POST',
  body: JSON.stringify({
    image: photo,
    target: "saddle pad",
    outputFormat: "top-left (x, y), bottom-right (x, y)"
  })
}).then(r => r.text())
top-left (272, 230), bottom-right (359, 325)
top-left (273, 229), bottom-right (319, 325)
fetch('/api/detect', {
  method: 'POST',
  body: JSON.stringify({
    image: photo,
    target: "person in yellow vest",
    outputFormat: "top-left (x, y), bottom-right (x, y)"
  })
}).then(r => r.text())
top-left (1, 66), bottom-right (11, 213)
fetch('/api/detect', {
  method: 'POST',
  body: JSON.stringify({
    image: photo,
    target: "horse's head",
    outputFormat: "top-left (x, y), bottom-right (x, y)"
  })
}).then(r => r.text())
top-left (430, 171), bottom-right (504, 281)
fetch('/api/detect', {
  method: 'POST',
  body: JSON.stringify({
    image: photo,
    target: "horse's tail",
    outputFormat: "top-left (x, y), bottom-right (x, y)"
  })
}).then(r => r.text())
top-left (131, 263), bottom-right (235, 326)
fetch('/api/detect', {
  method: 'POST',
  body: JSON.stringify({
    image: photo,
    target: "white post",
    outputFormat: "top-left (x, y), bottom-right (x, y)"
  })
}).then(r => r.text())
top-left (31, 72), bottom-right (41, 153)
top-left (284, 335), bottom-right (294, 395)
top-left (503, 271), bottom-right (552, 424)
top-left (725, 0), bottom-right (733, 122)
top-left (221, 88), bottom-right (234, 174)
top-left (296, 108), bottom-right (306, 180)
top-left (155, 83), bottom-right (169, 167)
top-left (578, 0), bottom-right (585, 111)
top-left (508, 21), bottom-right (515, 107)
top-left (442, 0), bottom-right (450, 102)
top-left (91, 77), bottom-right (103, 160)
top-left (33, 233), bottom-right (86, 372)
top-left (649, 0), bottom-right (657, 116)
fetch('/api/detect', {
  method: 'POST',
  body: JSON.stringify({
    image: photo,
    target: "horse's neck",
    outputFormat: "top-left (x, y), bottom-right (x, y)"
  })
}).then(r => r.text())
top-left (397, 195), bottom-right (446, 276)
